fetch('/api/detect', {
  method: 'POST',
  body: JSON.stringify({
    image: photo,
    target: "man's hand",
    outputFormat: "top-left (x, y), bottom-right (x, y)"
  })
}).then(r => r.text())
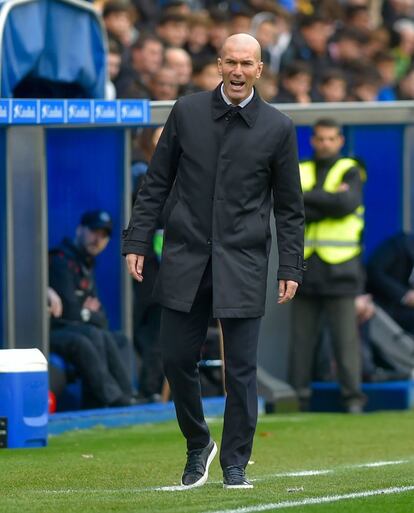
top-left (337, 182), bottom-right (350, 192)
top-left (278, 280), bottom-right (298, 304)
top-left (47, 287), bottom-right (63, 318)
top-left (126, 254), bottom-right (145, 282)
top-left (83, 296), bottom-right (101, 312)
top-left (402, 289), bottom-right (414, 307)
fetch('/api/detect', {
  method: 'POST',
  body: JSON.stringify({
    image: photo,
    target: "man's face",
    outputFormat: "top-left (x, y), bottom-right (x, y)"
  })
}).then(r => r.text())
top-left (311, 126), bottom-right (344, 159)
top-left (301, 22), bottom-right (331, 54)
top-left (108, 52), bottom-right (122, 80)
top-left (158, 21), bottom-right (189, 47)
top-left (217, 40), bottom-right (263, 104)
top-left (104, 12), bottom-right (131, 39)
top-left (132, 41), bottom-right (164, 75)
top-left (195, 64), bottom-right (221, 91)
top-left (165, 50), bottom-right (192, 85)
top-left (319, 79), bottom-right (347, 102)
top-left (256, 20), bottom-right (278, 48)
top-left (77, 226), bottom-right (110, 256)
top-left (283, 72), bottom-right (311, 96)
top-left (151, 68), bottom-right (179, 100)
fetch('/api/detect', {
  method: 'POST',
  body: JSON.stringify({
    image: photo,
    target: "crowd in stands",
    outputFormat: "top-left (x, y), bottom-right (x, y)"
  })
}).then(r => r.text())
top-left (95, 0), bottom-right (414, 103)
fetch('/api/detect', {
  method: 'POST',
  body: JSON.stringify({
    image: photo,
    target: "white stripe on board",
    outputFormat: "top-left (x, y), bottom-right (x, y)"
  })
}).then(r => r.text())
top-left (203, 486), bottom-right (414, 513)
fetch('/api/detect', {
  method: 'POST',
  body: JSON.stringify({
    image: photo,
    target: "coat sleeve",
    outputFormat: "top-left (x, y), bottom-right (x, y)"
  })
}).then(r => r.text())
top-left (303, 166), bottom-right (363, 218)
top-left (122, 101), bottom-right (182, 256)
top-left (271, 117), bottom-right (305, 284)
top-left (49, 256), bottom-right (83, 323)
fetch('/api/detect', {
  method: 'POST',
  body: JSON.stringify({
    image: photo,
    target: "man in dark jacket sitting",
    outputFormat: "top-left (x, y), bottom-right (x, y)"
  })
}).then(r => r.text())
top-left (49, 210), bottom-right (136, 408)
top-left (367, 232), bottom-right (414, 335)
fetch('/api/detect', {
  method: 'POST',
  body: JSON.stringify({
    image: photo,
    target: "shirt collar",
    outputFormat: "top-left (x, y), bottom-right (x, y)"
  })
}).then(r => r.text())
top-left (220, 83), bottom-right (254, 108)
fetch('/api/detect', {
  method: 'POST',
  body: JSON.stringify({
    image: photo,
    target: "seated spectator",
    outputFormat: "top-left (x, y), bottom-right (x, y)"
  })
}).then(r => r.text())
top-left (229, 7), bottom-right (254, 35)
top-left (373, 51), bottom-right (398, 100)
top-left (349, 67), bottom-right (382, 101)
top-left (391, 18), bottom-right (414, 80)
top-left (344, 4), bottom-right (373, 34)
top-left (191, 58), bottom-right (221, 92)
top-left (49, 211), bottom-right (136, 408)
top-left (382, 0), bottom-right (414, 28)
top-left (396, 65), bottom-right (414, 99)
top-left (106, 39), bottom-right (122, 99)
top-left (355, 293), bottom-right (412, 382)
top-left (256, 66), bottom-right (278, 103)
top-left (115, 34), bottom-right (164, 98)
top-left (185, 12), bottom-right (215, 68)
top-left (365, 27), bottom-right (392, 60)
top-left (164, 47), bottom-right (194, 95)
top-left (313, 293), bottom-right (412, 384)
top-left (103, 0), bottom-right (139, 49)
top-left (314, 68), bottom-right (348, 102)
top-left (207, 8), bottom-right (231, 57)
top-left (280, 14), bottom-right (333, 85)
top-left (149, 66), bottom-right (180, 100)
top-left (250, 11), bottom-right (281, 69)
top-left (273, 61), bottom-right (312, 103)
top-left (367, 232), bottom-right (414, 335)
top-left (329, 27), bottom-right (369, 88)
top-left (156, 12), bottom-right (189, 48)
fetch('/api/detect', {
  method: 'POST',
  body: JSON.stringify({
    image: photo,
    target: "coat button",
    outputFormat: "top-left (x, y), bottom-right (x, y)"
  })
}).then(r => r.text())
top-left (207, 239), bottom-right (212, 245)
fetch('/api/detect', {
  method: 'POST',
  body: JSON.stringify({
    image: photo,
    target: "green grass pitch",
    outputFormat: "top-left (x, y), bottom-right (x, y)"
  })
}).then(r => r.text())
top-left (1, 410), bottom-right (414, 513)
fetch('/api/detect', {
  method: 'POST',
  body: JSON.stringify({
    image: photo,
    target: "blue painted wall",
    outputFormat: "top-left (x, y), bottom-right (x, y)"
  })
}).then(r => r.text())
top-left (46, 128), bottom-right (125, 330)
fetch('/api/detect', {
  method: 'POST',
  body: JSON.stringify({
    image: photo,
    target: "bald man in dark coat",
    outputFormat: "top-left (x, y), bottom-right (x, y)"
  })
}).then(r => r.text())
top-left (123, 33), bottom-right (305, 489)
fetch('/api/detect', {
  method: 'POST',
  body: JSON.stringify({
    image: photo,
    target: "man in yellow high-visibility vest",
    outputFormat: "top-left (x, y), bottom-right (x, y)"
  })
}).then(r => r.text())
top-left (289, 118), bottom-right (366, 413)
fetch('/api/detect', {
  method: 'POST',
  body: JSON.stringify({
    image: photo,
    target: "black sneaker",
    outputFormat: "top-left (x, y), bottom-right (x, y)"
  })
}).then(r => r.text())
top-left (223, 465), bottom-right (253, 489)
top-left (181, 440), bottom-right (217, 488)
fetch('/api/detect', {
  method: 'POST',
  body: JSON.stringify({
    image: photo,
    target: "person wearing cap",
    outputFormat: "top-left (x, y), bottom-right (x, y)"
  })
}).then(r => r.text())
top-left (49, 210), bottom-right (136, 408)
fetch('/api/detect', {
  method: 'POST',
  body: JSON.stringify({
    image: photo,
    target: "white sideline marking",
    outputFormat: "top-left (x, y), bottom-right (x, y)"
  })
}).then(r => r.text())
top-left (31, 458), bottom-right (411, 495)
top-left (353, 460), bottom-right (407, 468)
top-left (265, 470), bottom-right (332, 478)
top-left (203, 486), bottom-right (414, 513)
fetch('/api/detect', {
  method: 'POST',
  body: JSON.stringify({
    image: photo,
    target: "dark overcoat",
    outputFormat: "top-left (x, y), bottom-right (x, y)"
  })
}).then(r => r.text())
top-left (122, 84), bottom-right (305, 318)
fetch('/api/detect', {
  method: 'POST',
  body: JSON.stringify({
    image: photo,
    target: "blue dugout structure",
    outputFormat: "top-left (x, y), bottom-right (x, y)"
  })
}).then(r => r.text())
top-left (0, 0), bottom-right (107, 98)
top-left (1, 100), bottom-right (414, 386)
top-left (0, 98), bottom-right (149, 353)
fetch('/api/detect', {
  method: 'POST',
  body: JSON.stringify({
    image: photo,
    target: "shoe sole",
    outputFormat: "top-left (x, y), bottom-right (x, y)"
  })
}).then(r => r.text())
top-left (223, 483), bottom-right (254, 489)
top-left (181, 441), bottom-right (217, 489)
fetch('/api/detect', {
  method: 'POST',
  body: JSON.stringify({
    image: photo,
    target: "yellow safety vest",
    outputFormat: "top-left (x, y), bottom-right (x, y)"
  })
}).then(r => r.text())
top-left (300, 158), bottom-right (365, 264)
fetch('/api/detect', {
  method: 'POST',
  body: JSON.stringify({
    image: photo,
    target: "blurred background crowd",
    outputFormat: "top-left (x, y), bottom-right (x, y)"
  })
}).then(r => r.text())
top-left (93, 0), bottom-right (414, 103)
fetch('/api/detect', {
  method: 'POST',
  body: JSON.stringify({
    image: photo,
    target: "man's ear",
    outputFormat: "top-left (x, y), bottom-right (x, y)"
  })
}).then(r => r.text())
top-left (256, 61), bottom-right (263, 79)
top-left (217, 57), bottom-right (222, 76)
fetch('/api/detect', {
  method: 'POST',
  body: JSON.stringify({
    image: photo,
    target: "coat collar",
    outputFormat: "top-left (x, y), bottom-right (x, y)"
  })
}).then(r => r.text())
top-left (211, 82), bottom-right (261, 127)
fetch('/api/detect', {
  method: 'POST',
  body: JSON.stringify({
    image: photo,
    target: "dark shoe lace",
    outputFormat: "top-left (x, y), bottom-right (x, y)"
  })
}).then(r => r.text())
top-left (223, 465), bottom-right (252, 487)
top-left (184, 449), bottom-right (205, 476)
top-left (224, 465), bottom-right (245, 483)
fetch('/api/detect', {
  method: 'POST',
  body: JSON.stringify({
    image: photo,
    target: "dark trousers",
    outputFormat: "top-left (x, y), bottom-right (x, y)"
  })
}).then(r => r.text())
top-left (289, 295), bottom-right (365, 407)
top-left (160, 261), bottom-right (261, 469)
top-left (50, 323), bottom-right (133, 408)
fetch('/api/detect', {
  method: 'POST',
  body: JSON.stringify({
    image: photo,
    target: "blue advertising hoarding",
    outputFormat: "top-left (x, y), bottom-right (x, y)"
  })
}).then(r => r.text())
top-left (0, 99), bottom-right (150, 126)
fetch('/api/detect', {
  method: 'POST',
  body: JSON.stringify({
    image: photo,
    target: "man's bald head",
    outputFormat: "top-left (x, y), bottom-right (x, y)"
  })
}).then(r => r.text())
top-left (220, 33), bottom-right (262, 63)
top-left (217, 33), bottom-right (263, 104)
